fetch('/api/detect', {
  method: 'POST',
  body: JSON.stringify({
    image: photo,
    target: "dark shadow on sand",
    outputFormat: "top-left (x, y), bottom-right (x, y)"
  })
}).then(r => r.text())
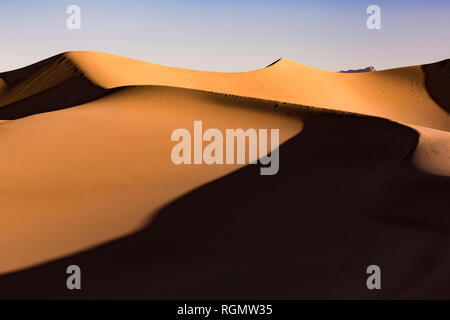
top-left (0, 76), bottom-right (120, 120)
top-left (422, 59), bottom-right (450, 114)
top-left (0, 53), bottom-right (121, 120)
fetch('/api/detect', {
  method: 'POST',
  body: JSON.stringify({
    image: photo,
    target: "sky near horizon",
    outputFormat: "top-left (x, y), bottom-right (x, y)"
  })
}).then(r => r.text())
top-left (0, 0), bottom-right (449, 72)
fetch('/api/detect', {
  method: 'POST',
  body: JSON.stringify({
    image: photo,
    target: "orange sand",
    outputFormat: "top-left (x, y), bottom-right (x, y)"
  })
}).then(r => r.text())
top-left (0, 51), bottom-right (448, 275)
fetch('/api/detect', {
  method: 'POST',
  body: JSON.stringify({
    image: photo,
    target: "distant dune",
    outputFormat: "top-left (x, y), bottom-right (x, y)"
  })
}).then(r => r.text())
top-left (339, 66), bottom-right (376, 73)
top-left (0, 52), bottom-right (448, 299)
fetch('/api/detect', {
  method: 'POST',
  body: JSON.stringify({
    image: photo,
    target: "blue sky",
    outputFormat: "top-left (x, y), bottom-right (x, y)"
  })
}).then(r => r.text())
top-left (0, 0), bottom-right (449, 72)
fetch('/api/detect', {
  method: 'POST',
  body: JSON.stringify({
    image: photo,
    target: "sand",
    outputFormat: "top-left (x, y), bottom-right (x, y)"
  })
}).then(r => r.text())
top-left (422, 59), bottom-right (450, 113)
top-left (1, 113), bottom-right (449, 299)
top-left (0, 77), bottom-right (6, 94)
top-left (0, 86), bottom-right (303, 274)
top-left (0, 51), bottom-right (448, 298)
top-left (411, 124), bottom-right (450, 176)
top-left (2, 52), bottom-right (449, 130)
top-left (66, 52), bottom-right (450, 131)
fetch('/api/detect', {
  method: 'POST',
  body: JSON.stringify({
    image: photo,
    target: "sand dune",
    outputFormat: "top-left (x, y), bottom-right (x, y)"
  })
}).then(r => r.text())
top-left (0, 55), bottom-right (82, 108)
top-left (0, 55), bottom-right (115, 120)
top-left (1, 113), bottom-right (449, 299)
top-left (64, 52), bottom-right (450, 131)
top-left (411, 125), bottom-right (450, 176)
top-left (1, 52), bottom-right (449, 130)
top-left (422, 59), bottom-right (450, 114)
top-left (0, 77), bottom-right (6, 93)
top-left (0, 86), bottom-right (303, 274)
top-left (0, 51), bottom-right (448, 298)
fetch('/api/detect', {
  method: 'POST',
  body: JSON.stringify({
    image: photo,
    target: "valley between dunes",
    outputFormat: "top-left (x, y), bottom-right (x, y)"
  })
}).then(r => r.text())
top-left (0, 52), bottom-right (449, 298)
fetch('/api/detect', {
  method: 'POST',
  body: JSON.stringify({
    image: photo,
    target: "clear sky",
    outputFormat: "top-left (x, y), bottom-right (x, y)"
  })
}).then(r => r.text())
top-left (0, 0), bottom-right (449, 72)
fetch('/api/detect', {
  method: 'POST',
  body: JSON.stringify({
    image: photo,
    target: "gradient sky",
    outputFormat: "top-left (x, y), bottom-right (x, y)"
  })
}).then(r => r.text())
top-left (0, 0), bottom-right (449, 72)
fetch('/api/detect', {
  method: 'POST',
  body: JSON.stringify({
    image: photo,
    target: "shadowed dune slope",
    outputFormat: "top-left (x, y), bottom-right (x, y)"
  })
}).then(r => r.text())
top-left (0, 55), bottom-right (115, 120)
top-left (422, 59), bottom-right (450, 114)
top-left (0, 54), bottom-right (64, 86)
top-left (0, 54), bottom-right (70, 107)
top-left (0, 78), bottom-right (6, 94)
top-left (0, 52), bottom-right (449, 130)
top-left (1, 114), bottom-right (449, 299)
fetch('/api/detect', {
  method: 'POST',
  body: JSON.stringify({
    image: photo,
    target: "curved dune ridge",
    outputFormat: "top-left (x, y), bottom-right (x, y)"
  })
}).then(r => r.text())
top-left (0, 52), bottom-right (449, 298)
top-left (1, 51), bottom-right (449, 130)
top-left (67, 52), bottom-right (450, 131)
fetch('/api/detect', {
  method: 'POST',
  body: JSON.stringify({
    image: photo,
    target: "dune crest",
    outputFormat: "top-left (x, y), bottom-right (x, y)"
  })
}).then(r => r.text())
top-left (0, 54), bottom-right (116, 120)
top-left (66, 52), bottom-right (450, 131)
top-left (422, 59), bottom-right (450, 114)
top-left (1, 51), bottom-right (448, 131)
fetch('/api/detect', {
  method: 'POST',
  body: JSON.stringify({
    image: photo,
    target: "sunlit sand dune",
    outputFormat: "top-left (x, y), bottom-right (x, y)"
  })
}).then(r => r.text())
top-left (0, 52), bottom-right (448, 298)
top-left (1, 110), bottom-right (449, 299)
top-left (0, 86), bottom-right (303, 274)
top-left (1, 52), bottom-right (449, 130)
